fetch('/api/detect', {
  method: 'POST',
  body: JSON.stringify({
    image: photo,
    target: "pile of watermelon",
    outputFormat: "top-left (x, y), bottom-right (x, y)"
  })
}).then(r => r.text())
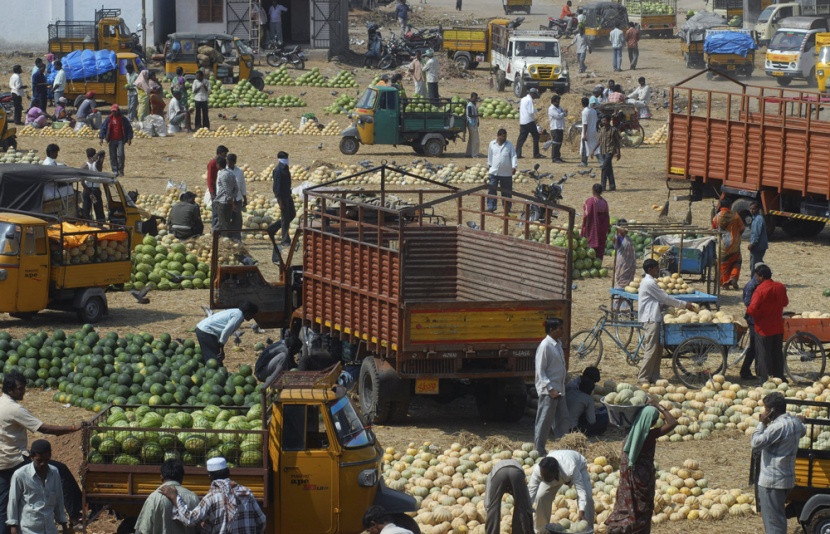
top-left (126, 235), bottom-right (211, 292)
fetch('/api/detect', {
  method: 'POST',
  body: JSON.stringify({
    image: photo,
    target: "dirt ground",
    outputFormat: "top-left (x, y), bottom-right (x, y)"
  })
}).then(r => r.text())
top-left (1, 0), bottom-right (826, 531)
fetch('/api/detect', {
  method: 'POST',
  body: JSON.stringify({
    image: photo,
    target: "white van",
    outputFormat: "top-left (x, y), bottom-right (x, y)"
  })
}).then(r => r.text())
top-left (765, 16), bottom-right (830, 86)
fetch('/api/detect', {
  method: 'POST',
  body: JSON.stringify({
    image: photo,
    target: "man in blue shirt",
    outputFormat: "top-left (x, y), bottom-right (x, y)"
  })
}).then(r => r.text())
top-left (748, 202), bottom-right (768, 275)
top-left (396, 0), bottom-right (411, 37)
top-left (195, 301), bottom-right (259, 364)
top-left (740, 262), bottom-right (765, 380)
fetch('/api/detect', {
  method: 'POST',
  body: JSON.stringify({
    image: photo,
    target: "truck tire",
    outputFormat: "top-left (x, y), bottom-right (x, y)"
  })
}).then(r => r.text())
top-left (359, 357), bottom-right (391, 423)
top-left (250, 77), bottom-right (265, 91)
top-left (781, 218), bottom-right (825, 238)
top-left (340, 136), bottom-right (359, 155)
top-left (808, 509), bottom-right (830, 534)
top-left (392, 514), bottom-right (421, 534)
top-left (776, 77), bottom-right (792, 87)
top-left (424, 138), bottom-right (444, 157)
top-left (513, 78), bottom-right (526, 98)
top-left (77, 296), bottom-right (106, 324)
top-left (496, 70), bottom-right (506, 92)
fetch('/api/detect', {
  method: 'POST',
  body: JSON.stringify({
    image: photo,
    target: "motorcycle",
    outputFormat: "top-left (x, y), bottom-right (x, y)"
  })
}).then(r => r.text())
top-left (547, 16), bottom-right (577, 37)
top-left (527, 164), bottom-right (568, 222)
top-left (364, 22), bottom-right (383, 68)
top-left (0, 93), bottom-right (14, 115)
top-left (266, 43), bottom-right (306, 70)
top-left (378, 37), bottom-right (417, 70)
top-left (403, 25), bottom-right (443, 51)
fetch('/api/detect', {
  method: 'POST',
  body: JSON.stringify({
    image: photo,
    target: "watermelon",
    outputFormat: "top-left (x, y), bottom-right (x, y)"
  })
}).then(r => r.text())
top-left (113, 454), bottom-right (141, 465)
top-left (142, 442), bottom-right (165, 463)
top-left (121, 435), bottom-right (143, 455)
top-left (140, 413), bottom-right (164, 428)
top-left (184, 434), bottom-right (208, 453)
top-left (240, 450), bottom-right (263, 467)
top-left (87, 451), bottom-right (106, 464)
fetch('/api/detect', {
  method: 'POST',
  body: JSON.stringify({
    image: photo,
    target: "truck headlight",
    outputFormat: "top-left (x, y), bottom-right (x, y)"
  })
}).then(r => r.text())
top-left (529, 66), bottom-right (538, 74)
top-left (790, 62), bottom-right (797, 69)
top-left (765, 60), bottom-right (772, 68)
top-left (358, 468), bottom-right (378, 487)
top-left (554, 66), bottom-right (561, 75)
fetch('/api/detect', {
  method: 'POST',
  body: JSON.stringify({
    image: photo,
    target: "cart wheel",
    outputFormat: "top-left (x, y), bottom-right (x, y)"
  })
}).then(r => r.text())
top-left (621, 124), bottom-right (645, 148)
top-left (571, 329), bottom-right (604, 369)
top-left (339, 136), bottom-right (359, 155)
top-left (672, 337), bottom-right (726, 389)
top-left (726, 327), bottom-right (750, 370)
top-left (612, 297), bottom-right (636, 349)
top-left (785, 332), bottom-right (827, 384)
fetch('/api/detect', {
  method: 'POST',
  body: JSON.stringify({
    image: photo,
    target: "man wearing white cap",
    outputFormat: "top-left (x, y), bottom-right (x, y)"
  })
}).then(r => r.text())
top-left (159, 457), bottom-right (266, 534)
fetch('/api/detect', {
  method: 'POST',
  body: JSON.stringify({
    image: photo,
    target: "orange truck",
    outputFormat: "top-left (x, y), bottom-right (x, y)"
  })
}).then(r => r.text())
top-left (209, 164), bottom-right (575, 425)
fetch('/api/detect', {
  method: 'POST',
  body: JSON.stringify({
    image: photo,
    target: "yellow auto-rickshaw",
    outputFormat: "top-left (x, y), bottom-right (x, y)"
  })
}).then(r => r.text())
top-left (581, 2), bottom-right (629, 46)
top-left (161, 33), bottom-right (266, 90)
top-left (816, 32), bottom-right (830, 91)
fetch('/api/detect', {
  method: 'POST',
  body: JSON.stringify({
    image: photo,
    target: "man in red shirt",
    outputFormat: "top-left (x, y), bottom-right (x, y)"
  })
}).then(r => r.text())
top-left (207, 145), bottom-right (229, 229)
top-left (625, 22), bottom-right (641, 70)
top-left (98, 104), bottom-right (133, 176)
top-left (747, 264), bottom-right (788, 381)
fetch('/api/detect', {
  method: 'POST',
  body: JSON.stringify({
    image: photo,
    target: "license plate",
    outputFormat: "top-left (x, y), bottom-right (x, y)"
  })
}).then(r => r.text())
top-left (772, 71), bottom-right (785, 77)
top-left (415, 379), bottom-right (439, 395)
top-left (475, 54), bottom-right (485, 62)
top-left (539, 81), bottom-right (554, 87)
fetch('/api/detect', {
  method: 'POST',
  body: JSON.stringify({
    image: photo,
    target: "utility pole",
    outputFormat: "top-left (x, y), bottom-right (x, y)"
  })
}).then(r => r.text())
top-left (142, 0), bottom-right (147, 54)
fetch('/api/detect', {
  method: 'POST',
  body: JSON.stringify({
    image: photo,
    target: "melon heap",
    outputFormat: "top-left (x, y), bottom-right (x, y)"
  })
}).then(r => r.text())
top-left (789, 311), bottom-right (830, 319)
top-left (478, 97), bottom-right (520, 119)
top-left (126, 234), bottom-right (211, 292)
top-left (625, 273), bottom-right (697, 295)
top-left (663, 307), bottom-right (734, 324)
top-left (0, 149), bottom-right (42, 164)
top-left (525, 228), bottom-right (610, 280)
top-left (264, 66), bottom-right (296, 86)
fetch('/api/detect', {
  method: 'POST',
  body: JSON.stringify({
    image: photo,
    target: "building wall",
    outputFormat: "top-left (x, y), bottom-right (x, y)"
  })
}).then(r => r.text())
top-left (175, 0), bottom-right (227, 34)
top-left (0, 0), bottom-right (153, 50)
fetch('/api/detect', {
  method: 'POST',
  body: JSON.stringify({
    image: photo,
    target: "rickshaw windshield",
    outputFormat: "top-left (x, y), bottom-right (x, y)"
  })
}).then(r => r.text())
top-left (119, 21), bottom-right (132, 37)
top-left (820, 46), bottom-right (830, 63)
top-left (0, 223), bottom-right (21, 256)
top-left (356, 89), bottom-right (379, 109)
top-left (329, 397), bottom-right (375, 449)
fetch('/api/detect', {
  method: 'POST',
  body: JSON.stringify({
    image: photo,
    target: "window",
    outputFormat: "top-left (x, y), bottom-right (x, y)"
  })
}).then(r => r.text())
top-left (282, 404), bottom-right (329, 451)
top-left (329, 397), bottom-right (374, 449)
top-left (198, 0), bottom-right (224, 23)
top-left (22, 226), bottom-right (46, 256)
top-left (0, 223), bottom-right (20, 256)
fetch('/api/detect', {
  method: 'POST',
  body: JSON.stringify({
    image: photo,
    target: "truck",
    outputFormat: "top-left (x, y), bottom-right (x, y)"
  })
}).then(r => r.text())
top-left (209, 164), bottom-right (575, 424)
top-left (491, 21), bottom-right (570, 97)
top-left (338, 87), bottom-right (466, 157)
top-left (765, 16), bottom-right (830, 85)
top-left (621, 0), bottom-right (677, 37)
top-left (48, 8), bottom-right (139, 58)
top-left (713, 0), bottom-right (745, 19)
top-left (666, 74), bottom-right (830, 239)
top-left (816, 31), bottom-right (830, 89)
top-left (61, 51), bottom-right (144, 108)
top-left (756, 0), bottom-right (830, 45)
top-left (81, 366), bottom-right (421, 533)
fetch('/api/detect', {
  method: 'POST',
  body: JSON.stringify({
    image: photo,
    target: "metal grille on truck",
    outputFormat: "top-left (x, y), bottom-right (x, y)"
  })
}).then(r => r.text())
top-left (536, 66), bottom-right (555, 78)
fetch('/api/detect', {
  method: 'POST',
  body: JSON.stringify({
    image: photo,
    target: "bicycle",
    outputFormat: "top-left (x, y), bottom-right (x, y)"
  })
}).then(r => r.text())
top-left (571, 305), bottom-right (646, 369)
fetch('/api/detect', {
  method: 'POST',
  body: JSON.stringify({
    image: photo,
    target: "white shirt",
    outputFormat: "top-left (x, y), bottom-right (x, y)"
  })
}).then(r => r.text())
top-left (534, 335), bottom-right (566, 397)
top-left (0, 395), bottom-right (43, 470)
top-left (192, 79), bottom-right (210, 102)
top-left (528, 451), bottom-right (592, 512)
top-left (485, 459), bottom-right (524, 505)
top-left (628, 84), bottom-right (652, 104)
top-left (9, 73), bottom-right (22, 96)
top-left (167, 98), bottom-right (185, 133)
top-left (84, 161), bottom-right (100, 189)
top-left (487, 139), bottom-right (517, 177)
top-left (380, 524), bottom-right (414, 534)
top-left (269, 4), bottom-right (287, 23)
top-left (52, 70), bottom-right (66, 91)
top-left (424, 58), bottom-right (438, 83)
top-left (42, 157), bottom-right (57, 166)
top-left (519, 94), bottom-right (536, 125)
top-left (7, 462), bottom-right (66, 534)
top-left (229, 165), bottom-right (246, 201)
top-left (638, 273), bottom-right (685, 323)
top-left (610, 28), bottom-right (626, 49)
top-left (548, 104), bottom-right (567, 131)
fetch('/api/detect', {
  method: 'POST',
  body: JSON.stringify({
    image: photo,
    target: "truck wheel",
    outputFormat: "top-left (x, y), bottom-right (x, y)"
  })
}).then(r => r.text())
top-left (496, 70), bottom-right (506, 92)
top-left (359, 357), bottom-right (391, 423)
top-left (781, 218), bottom-right (825, 238)
top-left (513, 78), bottom-right (526, 98)
top-left (413, 145), bottom-right (424, 155)
top-left (776, 77), bottom-right (792, 87)
top-left (392, 514), bottom-right (421, 533)
top-left (250, 77), bottom-right (265, 91)
top-left (77, 296), bottom-right (105, 324)
top-left (340, 136), bottom-right (359, 155)
top-left (454, 55), bottom-right (471, 70)
top-left (808, 509), bottom-right (830, 534)
top-left (1, 136), bottom-right (16, 152)
top-left (424, 138), bottom-right (444, 157)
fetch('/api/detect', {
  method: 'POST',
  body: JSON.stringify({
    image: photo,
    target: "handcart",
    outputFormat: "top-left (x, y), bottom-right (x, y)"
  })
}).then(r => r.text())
top-left (781, 315), bottom-right (830, 384)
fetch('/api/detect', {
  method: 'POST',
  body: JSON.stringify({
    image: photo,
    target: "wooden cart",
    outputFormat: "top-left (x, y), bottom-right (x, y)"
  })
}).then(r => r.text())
top-left (781, 315), bottom-right (830, 384)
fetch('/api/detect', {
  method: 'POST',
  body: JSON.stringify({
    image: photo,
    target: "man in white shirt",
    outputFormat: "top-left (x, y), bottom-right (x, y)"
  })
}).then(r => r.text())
top-left (486, 128), bottom-right (518, 214)
top-left (9, 65), bottom-right (25, 125)
top-left (195, 301), bottom-right (258, 364)
top-left (579, 97), bottom-right (598, 167)
top-left (51, 61), bottom-right (66, 106)
top-left (423, 49), bottom-right (439, 102)
top-left (269, 3), bottom-right (288, 44)
top-left (362, 505), bottom-right (414, 534)
top-left (42, 144), bottom-right (60, 166)
top-left (167, 91), bottom-right (191, 134)
top-left (485, 459), bottom-right (534, 534)
top-left (465, 92), bottom-right (480, 158)
top-left (81, 148), bottom-right (106, 222)
top-left (548, 93), bottom-right (567, 163)
top-left (227, 153), bottom-right (247, 240)
top-left (627, 76), bottom-right (653, 118)
top-left (534, 317), bottom-right (568, 456)
top-left (609, 25), bottom-right (626, 72)
top-left (568, 27), bottom-right (591, 73)
top-left (192, 71), bottom-right (211, 130)
top-left (7, 440), bottom-right (67, 534)
top-left (516, 88), bottom-right (542, 159)
top-left (528, 452), bottom-right (594, 534)
top-left (638, 258), bottom-right (695, 383)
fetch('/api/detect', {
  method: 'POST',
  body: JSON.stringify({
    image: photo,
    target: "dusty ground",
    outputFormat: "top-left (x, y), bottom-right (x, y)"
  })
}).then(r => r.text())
top-left (1, 0), bottom-right (826, 531)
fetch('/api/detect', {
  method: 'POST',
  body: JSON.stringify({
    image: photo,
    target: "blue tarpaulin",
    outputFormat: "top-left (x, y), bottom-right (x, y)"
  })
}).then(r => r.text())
top-left (54, 50), bottom-right (118, 81)
top-left (704, 32), bottom-right (758, 57)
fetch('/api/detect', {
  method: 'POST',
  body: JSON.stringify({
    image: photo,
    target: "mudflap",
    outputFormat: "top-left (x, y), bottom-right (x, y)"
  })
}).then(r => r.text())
top-left (72, 288), bottom-right (107, 315)
top-left (372, 478), bottom-right (418, 514)
top-left (341, 125), bottom-right (360, 141)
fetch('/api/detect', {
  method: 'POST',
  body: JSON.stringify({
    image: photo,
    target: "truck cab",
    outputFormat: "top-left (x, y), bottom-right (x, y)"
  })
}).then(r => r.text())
top-left (48, 8), bottom-right (137, 58)
top-left (756, 0), bottom-right (830, 46)
top-left (765, 16), bottom-right (829, 85)
top-left (491, 23), bottom-right (570, 97)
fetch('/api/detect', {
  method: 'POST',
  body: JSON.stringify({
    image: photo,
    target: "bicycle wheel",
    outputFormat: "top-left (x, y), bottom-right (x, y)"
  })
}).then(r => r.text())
top-left (612, 297), bottom-right (636, 349)
top-left (785, 332), bottom-right (827, 384)
top-left (620, 124), bottom-right (645, 148)
top-left (570, 329), bottom-right (604, 369)
top-left (672, 337), bottom-right (726, 389)
top-left (726, 327), bottom-right (750, 369)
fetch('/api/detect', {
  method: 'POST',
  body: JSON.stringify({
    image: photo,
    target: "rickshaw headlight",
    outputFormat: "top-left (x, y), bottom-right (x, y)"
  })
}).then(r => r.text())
top-left (358, 468), bottom-right (378, 487)
top-left (819, 69), bottom-right (825, 77)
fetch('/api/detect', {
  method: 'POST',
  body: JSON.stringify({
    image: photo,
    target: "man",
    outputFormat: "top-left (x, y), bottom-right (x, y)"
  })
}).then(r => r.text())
top-left (638, 259), bottom-right (696, 383)
top-left (269, 3), bottom-right (288, 44)
top-left (424, 49), bottom-right (439, 102)
top-left (603, 79), bottom-right (615, 101)
top-left (568, 27), bottom-right (591, 73)
top-left (168, 192), bottom-right (204, 240)
top-left (465, 93), bottom-right (480, 158)
top-left (362, 505), bottom-right (414, 534)
top-left (0, 372), bottom-right (83, 534)
top-left (748, 202), bottom-right (768, 274)
top-left (390, 73), bottom-right (407, 100)
top-left (134, 459), bottom-right (200, 534)
top-left (713, 198), bottom-right (745, 290)
top-left (613, 219), bottom-right (636, 289)
top-left (589, 86), bottom-right (604, 109)
top-left (213, 157), bottom-right (238, 232)
top-left (227, 153), bottom-right (247, 240)
top-left (254, 335), bottom-right (302, 385)
top-left (534, 318), bottom-right (568, 456)
top-left (80, 148), bottom-right (106, 222)
top-left (31, 63), bottom-right (47, 112)
top-left (167, 90), bottom-right (191, 134)
top-left (125, 63), bottom-right (138, 121)
top-left (51, 61), bottom-right (66, 107)
top-left (9, 65), bottom-right (25, 125)
top-left (7, 440), bottom-right (67, 534)
top-left (99, 104), bottom-right (133, 177)
top-left (626, 22), bottom-right (641, 69)
top-left (561, 0), bottom-right (574, 20)
top-left (751, 392), bottom-right (805, 534)
top-left (627, 76), bottom-right (652, 118)
top-left (516, 88), bottom-right (542, 159)
top-left (76, 92), bottom-right (100, 130)
top-left (597, 114), bottom-right (621, 191)
top-left (30, 59), bottom-right (44, 89)
top-left (207, 145), bottom-right (229, 229)
top-left (579, 97), bottom-right (598, 167)
top-left (42, 144), bottom-right (60, 166)
top-left (529, 453), bottom-right (594, 534)
top-left (159, 457), bottom-right (265, 534)
top-left (485, 459), bottom-right (534, 534)
top-left (396, 0), bottom-right (411, 37)
top-left (548, 94), bottom-right (567, 163)
top-left (269, 151), bottom-right (295, 246)
top-left (740, 262), bottom-right (766, 381)
top-left (747, 264), bottom-right (788, 381)
top-left (566, 378), bottom-right (605, 436)
top-left (610, 25), bottom-right (625, 72)
top-left (192, 71), bottom-right (211, 130)
top-left (486, 128), bottom-right (518, 214)
top-left (581, 184), bottom-right (610, 259)
top-left (195, 302), bottom-right (259, 364)
top-left (408, 51), bottom-right (427, 98)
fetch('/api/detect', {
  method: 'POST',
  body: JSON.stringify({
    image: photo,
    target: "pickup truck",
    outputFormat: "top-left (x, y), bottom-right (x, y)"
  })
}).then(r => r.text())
top-left (81, 366), bottom-right (419, 533)
top-left (209, 164), bottom-right (575, 424)
top-left (756, 0), bottom-right (830, 46)
top-left (48, 8), bottom-right (139, 58)
top-left (491, 22), bottom-right (569, 97)
top-left (766, 16), bottom-right (830, 86)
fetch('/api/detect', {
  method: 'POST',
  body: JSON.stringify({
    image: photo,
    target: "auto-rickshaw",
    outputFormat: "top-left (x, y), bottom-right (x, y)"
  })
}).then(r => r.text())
top-left (816, 32), bottom-right (830, 91)
top-left (161, 33), bottom-right (266, 91)
top-left (581, 2), bottom-right (629, 46)
top-left (704, 28), bottom-right (757, 79)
